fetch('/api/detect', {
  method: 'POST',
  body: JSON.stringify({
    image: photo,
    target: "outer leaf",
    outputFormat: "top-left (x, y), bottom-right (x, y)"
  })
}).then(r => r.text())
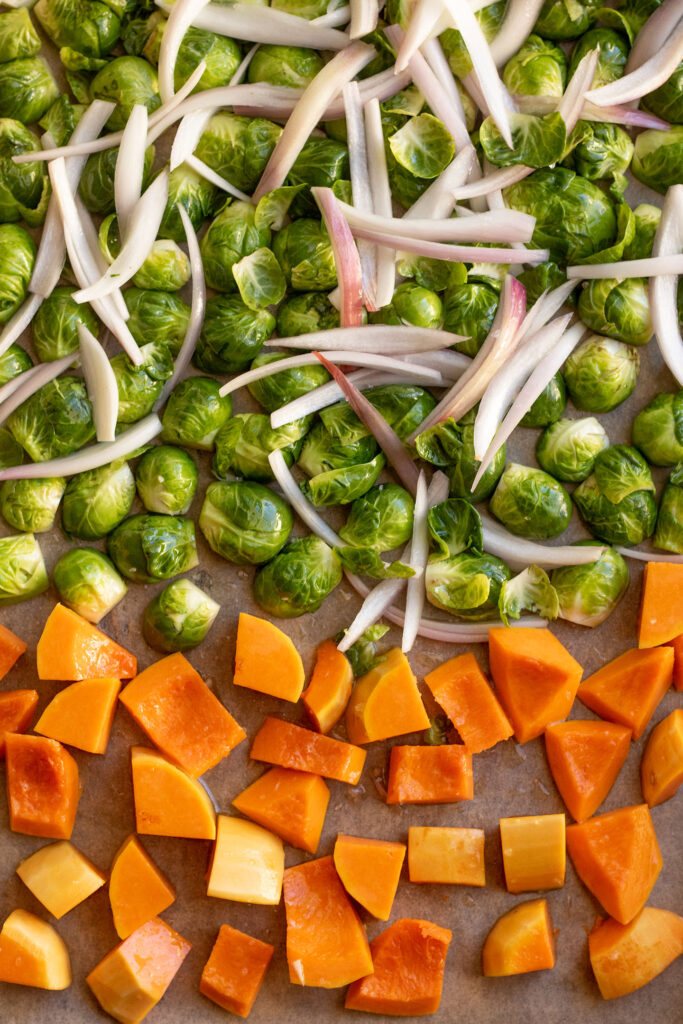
top-left (498, 565), bottom-right (559, 625)
top-left (480, 112), bottom-right (567, 169)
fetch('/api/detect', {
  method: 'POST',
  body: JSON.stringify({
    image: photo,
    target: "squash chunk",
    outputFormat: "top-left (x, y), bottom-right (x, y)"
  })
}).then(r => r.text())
top-left (589, 907), bottom-right (683, 1000)
top-left (302, 639), bottom-right (353, 733)
top-left (500, 814), bottom-right (565, 893)
top-left (346, 647), bottom-right (429, 744)
top-left (207, 815), bottom-right (283, 905)
top-left (345, 919), bottom-right (452, 1016)
top-left (578, 646), bottom-right (673, 739)
top-left (35, 677), bottom-right (121, 754)
top-left (283, 855), bottom-right (373, 988)
top-left (408, 827), bottom-right (485, 887)
top-left (200, 924), bottom-right (274, 1018)
top-left (120, 653), bottom-right (245, 776)
top-left (0, 689), bottom-right (38, 757)
top-left (638, 561), bottom-right (683, 647)
top-left (250, 716), bottom-right (366, 784)
top-left (232, 766), bottom-right (329, 854)
top-left (641, 709), bottom-right (683, 807)
top-left (424, 652), bottom-right (513, 752)
top-left (37, 604), bottom-right (136, 680)
top-left (6, 734), bottom-right (79, 839)
top-left (233, 613), bottom-right (305, 702)
top-left (0, 622), bottom-right (26, 681)
top-left (545, 720), bottom-right (631, 822)
top-left (488, 628), bottom-right (583, 743)
top-left (566, 804), bottom-right (662, 924)
top-left (482, 899), bottom-right (555, 977)
top-left (334, 834), bottom-right (406, 920)
top-left (131, 746), bottom-right (216, 840)
top-left (386, 745), bottom-right (473, 804)
top-left (0, 909), bottom-right (71, 990)
top-left (16, 841), bottom-right (105, 919)
top-left (109, 836), bottom-right (175, 940)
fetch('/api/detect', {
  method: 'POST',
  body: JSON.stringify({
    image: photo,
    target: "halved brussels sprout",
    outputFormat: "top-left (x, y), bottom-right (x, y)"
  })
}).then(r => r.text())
top-left (200, 201), bottom-right (272, 293)
top-left (653, 463), bottom-right (683, 554)
top-left (568, 123), bottom-right (634, 183)
top-left (271, 0), bottom-right (329, 18)
top-left (0, 118), bottom-right (49, 225)
top-left (632, 127), bottom-right (683, 194)
top-left (0, 532), bottom-right (48, 605)
top-left (0, 344), bottom-right (32, 385)
top-left (199, 479), bottom-right (293, 564)
top-left (108, 513), bottom-right (198, 583)
top-left (272, 218), bottom-right (337, 291)
top-left (427, 498), bottom-right (483, 560)
top-left (573, 474), bottom-right (657, 546)
top-left (520, 372), bottom-right (567, 428)
top-left (100, 215), bottom-right (191, 291)
top-left (254, 184), bottom-right (305, 232)
top-left (551, 542), bottom-right (629, 626)
top-left (0, 9), bottom-right (41, 63)
top-left (123, 288), bottom-right (190, 357)
top-left (536, 416), bottom-right (609, 482)
top-left (426, 550), bottom-right (511, 620)
top-left (564, 335), bottom-right (639, 413)
top-left (534, 0), bottom-right (601, 39)
top-left (62, 459), bottom-right (135, 540)
top-left (78, 143), bottom-right (154, 215)
top-left (490, 462), bottom-right (572, 540)
top-left (53, 547), bottom-right (126, 623)
top-left (214, 413), bottom-right (310, 482)
top-left (624, 203), bottom-right (661, 260)
top-left (253, 534), bottom-right (342, 617)
top-left (0, 57), bottom-right (59, 124)
top-left (135, 445), bottom-right (198, 515)
top-left (111, 341), bottom-right (174, 424)
top-left (196, 113), bottom-right (281, 194)
top-left (498, 565), bottom-right (559, 624)
top-left (158, 163), bottom-right (218, 242)
top-left (39, 95), bottom-right (84, 147)
top-left (318, 384), bottom-right (436, 446)
top-left (233, 247), bottom-right (287, 311)
top-left (503, 34), bottom-right (567, 97)
top-left (32, 286), bottom-right (100, 362)
top-left (442, 281), bottom-right (499, 357)
top-left (161, 376), bottom-right (232, 450)
top-left (35, 0), bottom-right (121, 59)
top-left (569, 28), bottom-right (629, 86)
top-left (143, 578), bottom-right (220, 653)
top-left (339, 484), bottom-right (415, 552)
top-left (578, 277), bottom-right (651, 347)
top-left (91, 56), bottom-right (161, 130)
top-left (247, 352), bottom-right (329, 413)
top-left (305, 452), bottom-right (386, 507)
top-left (0, 223), bottom-right (35, 323)
top-left (0, 426), bottom-right (23, 469)
top-left (194, 295), bottom-right (275, 375)
top-left (8, 376), bottom-right (94, 462)
top-left (643, 57), bottom-right (683, 125)
top-left (592, 444), bottom-right (655, 504)
top-left (389, 113), bottom-right (455, 180)
top-left (298, 420), bottom-right (378, 477)
top-left (481, 111), bottom-right (566, 169)
top-left (371, 281), bottom-right (443, 329)
top-left (518, 260), bottom-right (570, 306)
top-left (286, 136), bottom-right (349, 217)
top-left (248, 44), bottom-right (324, 87)
top-left (415, 414), bottom-right (506, 504)
top-left (632, 391), bottom-right (683, 466)
top-left (0, 476), bottom-right (65, 533)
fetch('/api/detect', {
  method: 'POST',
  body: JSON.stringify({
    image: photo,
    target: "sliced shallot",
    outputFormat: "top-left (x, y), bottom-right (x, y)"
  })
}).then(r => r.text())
top-left (585, 22), bottom-right (683, 106)
top-left (395, 0), bottom-right (443, 71)
top-left (402, 470), bottom-right (428, 653)
top-left (0, 352), bottom-right (78, 427)
top-left (170, 108), bottom-right (215, 170)
top-left (405, 146), bottom-right (477, 220)
top-left (158, 0), bottom-right (211, 103)
top-left (266, 324), bottom-right (467, 353)
top-left (489, 0), bottom-right (545, 66)
top-left (77, 323), bottom-right (119, 443)
top-left (343, 82), bottom-right (376, 308)
top-left (114, 104), bottom-right (149, 241)
top-left (346, 226), bottom-right (549, 265)
top-left (615, 546), bottom-right (683, 564)
top-left (364, 97), bottom-right (395, 308)
top-left (650, 184), bottom-right (683, 386)
top-left (337, 200), bottom-right (536, 243)
top-left (481, 512), bottom-right (606, 570)
top-left (186, 154), bottom-right (252, 202)
top-left (268, 448), bottom-right (342, 549)
top-left (568, 253), bottom-right (683, 280)
top-left (625, 0), bottom-right (683, 73)
top-left (349, 0), bottom-right (378, 39)
top-left (0, 294), bottom-right (43, 360)
top-left (313, 187), bottom-right (365, 328)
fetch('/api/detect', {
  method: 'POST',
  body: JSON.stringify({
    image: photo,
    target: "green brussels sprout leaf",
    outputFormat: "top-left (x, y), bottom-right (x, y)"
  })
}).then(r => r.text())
top-left (498, 565), bottom-right (559, 625)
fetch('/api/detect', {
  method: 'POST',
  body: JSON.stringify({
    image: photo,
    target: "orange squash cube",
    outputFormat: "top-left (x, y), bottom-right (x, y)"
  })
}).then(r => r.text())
top-left (207, 815), bottom-right (284, 905)
top-left (638, 561), bottom-right (683, 647)
top-left (232, 766), bottom-right (329, 853)
top-left (109, 836), bottom-right (175, 940)
top-left (578, 646), bottom-right (674, 740)
top-left (0, 622), bottom-right (26, 681)
top-left (424, 652), bottom-right (513, 752)
top-left (250, 716), bottom-right (366, 784)
top-left (408, 826), bottom-right (485, 886)
top-left (386, 744), bottom-right (473, 804)
top-left (346, 647), bottom-right (430, 744)
top-left (334, 834), bottom-right (406, 920)
top-left (16, 841), bottom-right (105, 919)
top-left (200, 924), bottom-right (274, 1018)
top-left (233, 613), bottom-right (305, 702)
top-left (641, 709), bottom-right (683, 807)
top-left (0, 689), bottom-right (38, 757)
top-left (35, 677), bottom-right (121, 754)
top-left (500, 814), bottom-right (566, 893)
top-left (302, 639), bottom-right (353, 733)
top-left (6, 734), bottom-right (80, 839)
top-left (37, 604), bottom-right (136, 680)
top-left (0, 909), bottom-right (71, 990)
top-left (589, 907), bottom-right (683, 999)
top-left (131, 746), bottom-right (216, 840)
top-left (545, 720), bottom-right (631, 822)
top-left (482, 899), bottom-right (555, 977)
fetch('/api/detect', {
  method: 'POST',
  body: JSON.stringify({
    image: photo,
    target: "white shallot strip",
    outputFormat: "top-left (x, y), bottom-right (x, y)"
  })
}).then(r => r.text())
top-left (405, 147), bottom-right (477, 221)
top-left (452, 164), bottom-right (536, 200)
top-left (220, 350), bottom-right (442, 398)
top-left (0, 363), bottom-right (41, 408)
top-left (473, 313), bottom-right (572, 461)
top-left (650, 184), bottom-right (683, 386)
top-left (616, 546), bottom-right (683, 564)
top-left (350, 225), bottom-right (549, 264)
top-left (155, 206), bottom-right (206, 408)
top-left (585, 23), bottom-right (683, 106)
top-left (0, 353), bottom-right (78, 427)
top-left (185, 154), bottom-right (252, 202)
top-left (489, 0), bottom-right (545, 66)
top-left (74, 195), bottom-right (130, 324)
top-left (114, 105), bottom-right (148, 241)
top-left (254, 42), bottom-right (375, 200)
top-left (0, 294), bottom-right (42, 360)
top-left (398, 350), bottom-right (470, 379)
top-left (74, 169), bottom-right (170, 303)
top-left (481, 513), bottom-right (606, 569)
top-left (349, 0), bottom-right (378, 38)
top-left (343, 83), bottom-right (376, 308)
top-left (402, 470), bottom-right (428, 653)
top-left (420, 37), bottom-right (469, 123)
top-left (170, 108), bottom-right (215, 170)
top-left (269, 448), bottom-right (342, 548)
top-left (338, 199), bottom-right (536, 243)
top-left (516, 280), bottom-right (576, 345)
top-left (148, 62), bottom-right (210, 143)
top-left (364, 97), bottom-right (395, 309)
top-left (513, 92), bottom-right (671, 130)
top-left (472, 322), bottom-right (586, 486)
top-left (158, 0), bottom-right (211, 104)
top-left (229, 44), bottom-right (260, 86)
top-left (396, 0), bottom-right (445, 71)
top-left (558, 47), bottom-right (599, 130)
top-left (313, 187), bottom-right (365, 327)
top-left (625, 0), bottom-right (683, 73)
top-left (77, 323), bottom-right (118, 443)
top-left (316, 4), bottom-right (351, 27)
top-left (0, 414), bottom-right (162, 481)
top-left (568, 254), bottom-right (683, 280)
top-left (267, 324), bottom-right (467, 353)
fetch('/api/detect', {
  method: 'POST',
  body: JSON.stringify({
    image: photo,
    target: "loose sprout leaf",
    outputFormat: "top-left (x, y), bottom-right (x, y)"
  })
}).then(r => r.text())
top-left (551, 543), bottom-right (629, 627)
top-left (498, 565), bottom-right (559, 626)
top-left (388, 112), bottom-right (455, 179)
top-left (427, 498), bottom-right (484, 561)
top-left (480, 111), bottom-right (567, 169)
top-left (254, 184), bottom-right (306, 231)
top-left (335, 547), bottom-right (416, 579)
top-left (232, 246), bottom-right (287, 311)
top-left (425, 551), bottom-right (512, 621)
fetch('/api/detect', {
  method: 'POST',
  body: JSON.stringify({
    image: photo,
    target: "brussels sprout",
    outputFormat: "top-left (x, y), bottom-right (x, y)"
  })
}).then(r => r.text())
top-left (146, 23), bottom-right (241, 94)
top-left (195, 112), bottom-right (281, 194)
top-left (8, 376), bottom-right (94, 462)
top-left (305, 453), bottom-right (385, 507)
top-left (232, 247), bottom-right (287, 311)
top-left (372, 281), bottom-right (443, 329)
top-left (108, 513), bottom-right (198, 583)
top-left (215, 413), bottom-right (307, 482)
top-left (490, 462), bottom-right (572, 540)
top-left (564, 335), bottom-right (639, 413)
top-left (427, 498), bottom-right (483, 559)
top-left (34, 0), bottom-right (121, 59)
top-left (158, 163), bottom-right (218, 242)
top-left (415, 415), bottom-right (506, 503)
top-left (0, 223), bottom-right (35, 323)
top-left (0, 344), bottom-right (32, 385)
top-left (632, 127), bottom-right (683, 194)
top-left (441, 281), bottom-right (499, 358)
top-left (100, 215), bottom-right (191, 291)
top-left (632, 391), bottom-right (683, 466)
top-left (536, 416), bottom-right (609, 482)
top-left (199, 479), bottom-right (292, 564)
top-left (248, 44), bottom-right (324, 87)
top-left (0, 9), bottom-right (41, 64)
top-left (247, 352), bottom-right (329, 413)
top-left (62, 459), bottom-right (135, 540)
top-left (0, 476), bottom-right (65, 533)
top-left (440, 2), bottom-right (505, 77)
top-left (253, 534), bottom-right (342, 617)
top-left (534, 0), bottom-right (601, 38)
top-left (396, 253), bottom-right (453, 292)
top-left (32, 287), bottom-right (100, 362)
top-left (568, 123), bottom-right (634, 183)
top-left (161, 376), bottom-right (232, 451)
top-left (573, 474), bottom-right (657, 546)
top-left (200, 201), bottom-right (271, 293)
top-left (499, 565), bottom-right (559, 624)
top-left (298, 420), bottom-right (378, 478)
top-left (481, 111), bottom-right (567, 169)
top-left (503, 34), bottom-right (567, 97)
top-left (271, 0), bottom-right (329, 17)
top-left (254, 184), bottom-right (306, 233)
top-left (0, 532), bottom-right (48, 605)
top-left (0, 118), bottom-right (49, 225)
top-left (91, 56), bottom-right (160, 131)
top-left (143, 578), bottom-right (219, 653)
top-left (194, 295), bottom-right (275, 374)
top-left (0, 426), bottom-right (23, 469)
top-left (124, 288), bottom-right (190, 356)
top-left (286, 136), bottom-right (349, 216)
top-left (426, 550), bottom-right (511, 620)
top-left (518, 261), bottom-right (571, 306)
top-left (624, 203), bottom-right (661, 260)
top-left (520, 372), bottom-right (567, 428)
top-left (569, 28), bottom-right (629, 87)
top-left (78, 143), bottom-right (154, 215)
top-left (52, 547), bottom-right (127, 623)
top-left (334, 546), bottom-right (414, 579)
top-left (339, 484), bottom-right (415, 552)
top-left (643, 58), bottom-right (683, 124)
top-left (621, 0), bottom-right (662, 35)
top-left (135, 445), bottom-right (198, 515)
top-left (388, 113), bottom-right (455, 180)
top-left (39, 94), bottom-right (84, 147)
top-left (504, 168), bottom-right (617, 263)
top-left (551, 543), bottom-right (629, 626)
top-left (111, 341), bottom-right (173, 424)
top-left (578, 278), bottom-right (652, 347)
top-left (272, 218), bottom-right (337, 291)
top-left (0, 57), bottom-right (58, 124)
top-left (653, 463), bottom-right (683, 554)
top-left (318, 384), bottom-right (436, 446)
top-left (592, 445), bottom-right (655, 504)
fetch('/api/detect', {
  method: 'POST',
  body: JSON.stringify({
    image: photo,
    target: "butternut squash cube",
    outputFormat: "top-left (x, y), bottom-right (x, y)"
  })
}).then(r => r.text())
top-left (131, 746), bottom-right (216, 840)
top-left (386, 744), bottom-right (473, 804)
top-left (641, 709), bottom-right (683, 807)
top-left (6, 734), bottom-right (80, 839)
top-left (37, 604), bottom-right (136, 680)
top-left (207, 815), bottom-right (284, 905)
top-left (545, 720), bottom-right (631, 822)
top-left (200, 924), bottom-right (273, 1018)
top-left (232, 766), bottom-right (329, 854)
top-left (408, 827), bottom-right (485, 886)
top-left (346, 647), bottom-right (430, 744)
top-left (0, 689), bottom-right (38, 757)
top-left (0, 908), bottom-right (71, 990)
top-left (482, 899), bottom-right (555, 977)
top-left (35, 677), bottom-right (121, 754)
top-left (589, 907), bottom-right (683, 999)
top-left (0, 622), bottom-right (26, 681)
top-left (578, 646), bottom-right (673, 740)
top-left (109, 836), bottom-right (175, 940)
top-left (500, 814), bottom-right (566, 893)
top-left (86, 917), bottom-right (190, 1024)
top-left (16, 841), bottom-right (105, 919)
top-left (302, 639), bottom-right (353, 733)
top-left (638, 561), bottom-right (683, 647)
top-left (333, 834), bottom-right (406, 920)
top-left (250, 716), bottom-right (366, 784)
top-left (233, 613), bottom-right (305, 702)
top-left (424, 652), bottom-right (513, 753)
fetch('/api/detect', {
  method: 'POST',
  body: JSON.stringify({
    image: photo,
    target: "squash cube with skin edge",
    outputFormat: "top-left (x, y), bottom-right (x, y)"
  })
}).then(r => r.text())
top-left (37, 604), bottom-right (137, 680)
top-left (482, 899), bottom-right (555, 977)
top-left (232, 766), bottom-right (329, 854)
top-left (131, 747), bottom-right (216, 841)
top-left (0, 909), bottom-right (71, 990)
top-left (667, 633), bottom-right (683, 690)
top-left (16, 842), bottom-right (106, 919)
top-left (302, 638), bottom-right (353, 733)
top-left (233, 613), bottom-right (305, 702)
top-left (641, 709), bottom-right (683, 807)
top-left (207, 815), bottom-right (284, 905)
top-left (638, 561), bottom-right (683, 647)
top-left (0, 622), bottom-right (26, 681)
top-left (109, 836), bottom-right (175, 941)
top-left (0, 689), bottom-right (38, 757)
top-left (35, 678), bottom-right (121, 755)
top-left (200, 924), bottom-right (274, 1018)
top-left (6, 734), bottom-right (80, 840)
top-left (346, 647), bottom-right (430, 744)
top-left (408, 827), bottom-right (486, 886)
top-left (333, 834), bottom-right (406, 920)
top-left (544, 720), bottom-right (632, 822)
top-left (387, 745), bottom-right (473, 805)
top-left (424, 652), bottom-right (513, 753)
top-left (250, 716), bottom-right (366, 785)
top-left (588, 907), bottom-right (683, 1000)
top-left (500, 814), bottom-right (566, 893)
top-left (578, 646), bottom-right (674, 740)
top-left (87, 917), bottom-right (191, 1024)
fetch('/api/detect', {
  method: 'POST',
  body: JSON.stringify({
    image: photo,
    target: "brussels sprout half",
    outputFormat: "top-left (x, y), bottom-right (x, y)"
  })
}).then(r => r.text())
top-left (572, 475), bottom-right (657, 546)
top-left (248, 44), bottom-right (324, 88)
top-left (305, 453), bottom-right (386, 507)
top-left (0, 344), bottom-right (32, 385)
top-left (564, 335), bottom-right (639, 413)
top-left (0, 223), bottom-right (35, 324)
top-left (53, 547), bottom-right (127, 623)
top-left (32, 286), bottom-right (100, 362)
top-left (111, 342), bottom-right (174, 424)
top-left (632, 127), bottom-right (683, 194)
top-left (253, 535), bottom-right (342, 617)
top-left (442, 281), bottom-right (499, 357)
top-left (578, 278), bottom-right (652, 347)
top-left (298, 420), bottom-right (378, 477)
top-left (426, 550), bottom-right (512, 620)
top-left (124, 288), bottom-right (190, 357)
top-left (427, 498), bottom-right (483, 560)
top-left (78, 143), bottom-right (154, 216)
top-left (272, 218), bottom-right (337, 291)
top-left (90, 56), bottom-right (161, 131)
top-left (0, 9), bottom-right (41, 64)
top-left (143, 579), bottom-right (220, 653)
top-left (100, 215), bottom-right (191, 292)
top-left (490, 462), bottom-right (572, 540)
top-left (8, 376), bottom-right (94, 462)
top-left (0, 57), bottom-right (59, 124)
top-left (536, 417), bottom-right (609, 482)
top-left (0, 476), bottom-right (65, 533)
top-left (371, 281), bottom-right (443, 329)
top-left (498, 565), bottom-right (559, 624)
top-left (276, 291), bottom-right (340, 338)
top-left (108, 513), bottom-right (198, 583)
top-left (0, 426), bottom-right (23, 470)
top-left (200, 200), bottom-right (272, 293)
top-left (61, 460), bottom-right (135, 540)
top-left (653, 464), bottom-right (683, 554)
top-left (135, 445), bottom-right (198, 515)
top-left (155, 25), bottom-right (242, 95)
top-left (568, 123), bottom-right (634, 184)
top-left (339, 484), bottom-right (415, 552)
top-left (196, 112), bottom-right (281, 194)
top-left (415, 414), bottom-right (506, 504)
top-left (214, 413), bottom-right (310, 482)
top-left (520, 372), bottom-right (567, 428)
top-left (503, 34), bottom-right (567, 97)
top-left (551, 543), bottom-right (629, 627)
top-left (0, 118), bottom-right (50, 226)
top-left (194, 295), bottom-right (275, 375)
top-left (248, 352), bottom-right (330, 413)
top-left (161, 376), bottom-right (232, 451)
top-left (34, 0), bottom-right (121, 59)
top-left (159, 163), bottom-right (218, 242)
top-left (534, 0), bottom-right (601, 39)
top-left (632, 392), bottom-right (683, 466)
top-left (569, 28), bottom-right (629, 86)
top-left (0, 532), bottom-right (48, 605)
top-left (199, 479), bottom-right (293, 565)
